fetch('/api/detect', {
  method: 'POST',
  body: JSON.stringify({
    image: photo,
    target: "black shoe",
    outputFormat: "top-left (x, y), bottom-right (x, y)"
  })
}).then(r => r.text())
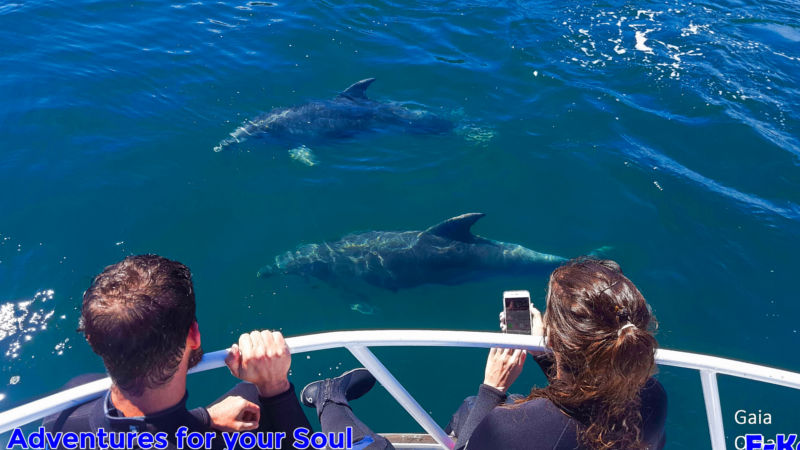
top-left (301, 368), bottom-right (376, 414)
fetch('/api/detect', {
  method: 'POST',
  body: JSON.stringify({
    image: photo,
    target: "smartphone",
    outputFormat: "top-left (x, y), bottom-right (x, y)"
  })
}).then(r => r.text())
top-left (503, 290), bottom-right (532, 335)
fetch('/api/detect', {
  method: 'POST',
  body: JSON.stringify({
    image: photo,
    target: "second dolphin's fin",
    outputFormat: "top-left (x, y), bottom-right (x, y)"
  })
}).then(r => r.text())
top-left (424, 213), bottom-right (486, 242)
top-left (588, 245), bottom-right (614, 258)
top-left (339, 78), bottom-right (376, 101)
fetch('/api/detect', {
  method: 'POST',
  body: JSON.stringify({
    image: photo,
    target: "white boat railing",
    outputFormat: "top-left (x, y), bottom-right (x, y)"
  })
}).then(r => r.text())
top-left (2, 330), bottom-right (800, 449)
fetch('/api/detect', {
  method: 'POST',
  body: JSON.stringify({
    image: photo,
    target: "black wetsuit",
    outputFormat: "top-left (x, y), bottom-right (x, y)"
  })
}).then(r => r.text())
top-left (313, 355), bottom-right (667, 450)
top-left (447, 355), bottom-right (668, 450)
top-left (43, 374), bottom-right (311, 450)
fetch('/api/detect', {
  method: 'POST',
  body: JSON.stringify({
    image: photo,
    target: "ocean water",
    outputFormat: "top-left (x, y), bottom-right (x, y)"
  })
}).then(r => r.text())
top-left (1, 0), bottom-right (799, 447)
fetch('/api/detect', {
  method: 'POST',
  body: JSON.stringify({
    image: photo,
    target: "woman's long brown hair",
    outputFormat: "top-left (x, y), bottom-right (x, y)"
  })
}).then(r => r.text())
top-left (524, 258), bottom-right (658, 449)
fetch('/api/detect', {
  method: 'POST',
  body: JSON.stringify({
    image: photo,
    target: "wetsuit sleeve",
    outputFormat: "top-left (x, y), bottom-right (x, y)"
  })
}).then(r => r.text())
top-left (640, 378), bottom-right (668, 449)
top-left (189, 407), bottom-right (212, 428)
top-left (453, 384), bottom-right (506, 450)
top-left (257, 383), bottom-right (312, 445)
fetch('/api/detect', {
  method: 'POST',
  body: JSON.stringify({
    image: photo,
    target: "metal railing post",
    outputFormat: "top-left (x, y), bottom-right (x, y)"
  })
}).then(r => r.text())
top-left (700, 370), bottom-right (726, 450)
top-left (347, 345), bottom-right (454, 449)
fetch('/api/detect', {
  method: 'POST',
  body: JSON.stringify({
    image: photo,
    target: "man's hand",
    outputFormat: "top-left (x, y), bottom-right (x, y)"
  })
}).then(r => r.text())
top-left (483, 347), bottom-right (526, 394)
top-left (225, 330), bottom-right (291, 398)
top-left (207, 396), bottom-right (260, 432)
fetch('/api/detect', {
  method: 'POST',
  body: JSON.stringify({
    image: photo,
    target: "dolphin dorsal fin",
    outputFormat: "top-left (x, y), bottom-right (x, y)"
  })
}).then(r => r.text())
top-left (339, 78), bottom-right (375, 100)
top-left (424, 213), bottom-right (486, 242)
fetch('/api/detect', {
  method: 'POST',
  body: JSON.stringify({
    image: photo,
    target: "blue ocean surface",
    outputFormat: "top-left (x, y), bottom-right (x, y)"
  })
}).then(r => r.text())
top-left (1, 0), bottom-right (799, 447)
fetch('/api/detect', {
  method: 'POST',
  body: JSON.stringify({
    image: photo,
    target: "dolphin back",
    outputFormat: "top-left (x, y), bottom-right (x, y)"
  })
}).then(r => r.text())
top-left (215, 78), bottom-right (455, 151)
top-left (256, 213), bottom-right (580, 290)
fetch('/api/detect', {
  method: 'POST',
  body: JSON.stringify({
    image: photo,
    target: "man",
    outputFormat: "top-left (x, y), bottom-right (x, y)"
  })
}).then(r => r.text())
top-left (44, 254), bottom-right (311, 448)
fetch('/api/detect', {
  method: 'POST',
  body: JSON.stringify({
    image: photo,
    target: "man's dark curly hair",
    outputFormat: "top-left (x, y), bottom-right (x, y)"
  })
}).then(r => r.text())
top-left (81, 255), bottom-right (196, 396)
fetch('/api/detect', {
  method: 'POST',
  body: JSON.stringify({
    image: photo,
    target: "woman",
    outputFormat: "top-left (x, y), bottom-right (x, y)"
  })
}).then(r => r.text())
top-left (450, 258), bottom-right (667, 449)
top-left (303, 258), bottom-right (666, 449)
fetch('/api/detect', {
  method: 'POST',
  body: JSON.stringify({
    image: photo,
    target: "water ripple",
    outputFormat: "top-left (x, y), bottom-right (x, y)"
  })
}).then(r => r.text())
top-left (622, 134), bottom-right (800, 221)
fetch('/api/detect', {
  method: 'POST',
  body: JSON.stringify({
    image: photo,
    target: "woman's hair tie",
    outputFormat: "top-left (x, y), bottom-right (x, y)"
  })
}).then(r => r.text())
top-left (618, 322), bottom-right (637, 336)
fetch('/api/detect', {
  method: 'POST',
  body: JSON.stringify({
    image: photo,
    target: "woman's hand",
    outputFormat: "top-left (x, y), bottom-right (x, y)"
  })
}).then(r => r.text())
top-left (483, 347), bottom-right (526, 393)
top-left (530, 306), bottom-right (544, 336)
top-left (499, 304), bottom-right (544, 336)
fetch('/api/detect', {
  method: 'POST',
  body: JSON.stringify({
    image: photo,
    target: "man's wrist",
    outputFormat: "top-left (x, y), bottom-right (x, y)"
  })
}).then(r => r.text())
top-left (196, 407), bottom-right (212, 428)
top-left (256, 379), bottom-right (291, 398)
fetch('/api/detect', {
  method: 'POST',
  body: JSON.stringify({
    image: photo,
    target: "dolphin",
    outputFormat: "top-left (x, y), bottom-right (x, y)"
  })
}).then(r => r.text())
top-left (257, 213), bottom-right (572, 291)
top-left (213, 78), bottom-right (454, 159)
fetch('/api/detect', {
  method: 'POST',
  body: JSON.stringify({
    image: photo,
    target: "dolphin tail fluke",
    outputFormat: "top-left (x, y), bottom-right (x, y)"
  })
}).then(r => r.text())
top-left (256, 264), bottom-right (277, 279)
top-left (350, 303), bottom-right (378, 315)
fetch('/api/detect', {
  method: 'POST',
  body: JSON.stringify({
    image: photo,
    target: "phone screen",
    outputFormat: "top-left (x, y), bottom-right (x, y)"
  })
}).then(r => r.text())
top-left (505, 296), bottom-right (531, 335)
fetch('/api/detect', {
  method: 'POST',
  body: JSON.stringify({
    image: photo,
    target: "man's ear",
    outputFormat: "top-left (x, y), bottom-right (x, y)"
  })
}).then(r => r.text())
top-left (187, 321), bottom-right (201, 350)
